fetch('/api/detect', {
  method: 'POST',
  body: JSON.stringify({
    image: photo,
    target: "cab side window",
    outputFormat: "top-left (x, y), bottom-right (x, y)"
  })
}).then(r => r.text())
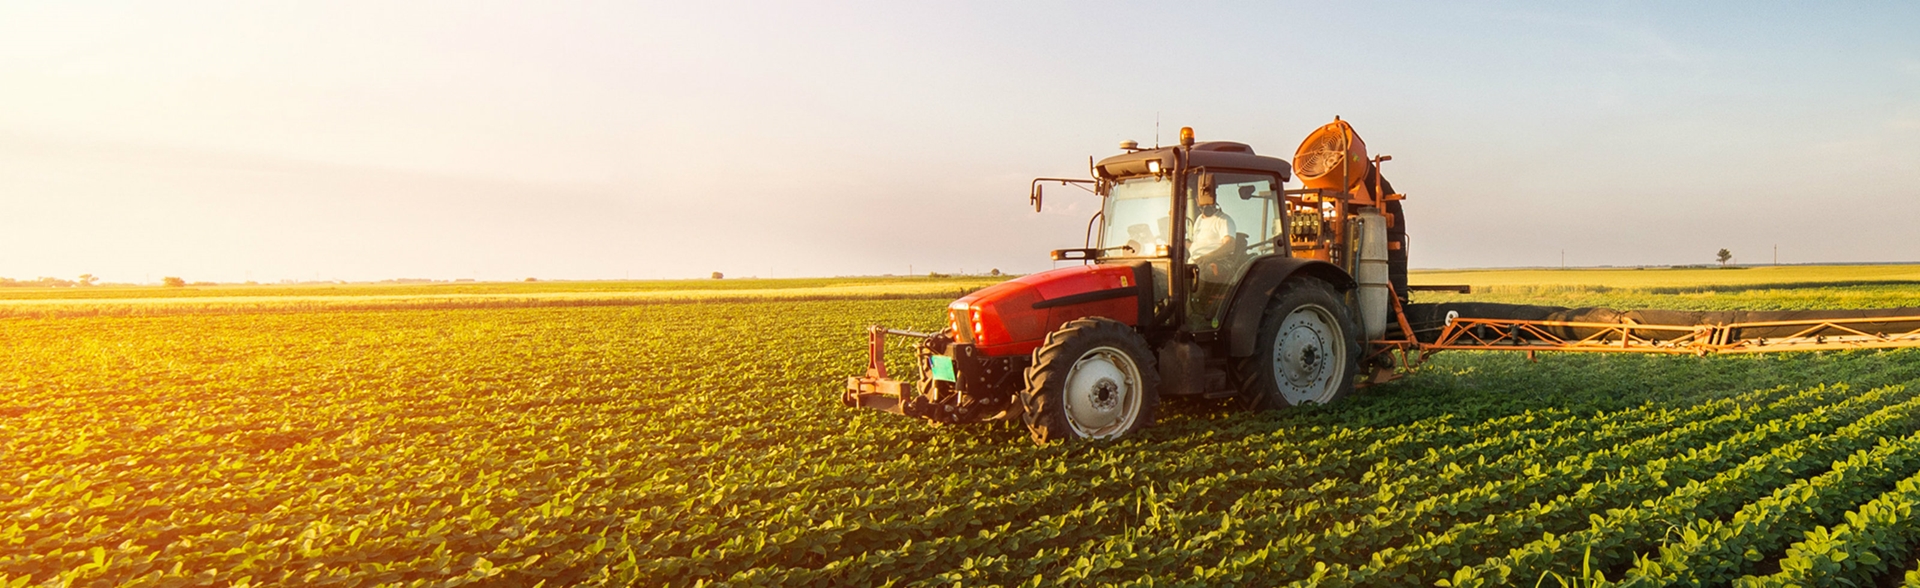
top-left (1185, 172), bottom-right (1280, 328)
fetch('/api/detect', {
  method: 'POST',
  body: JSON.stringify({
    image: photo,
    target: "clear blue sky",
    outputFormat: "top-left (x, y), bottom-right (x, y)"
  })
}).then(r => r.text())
top-left (3, 2), bottom-right (1916, 282)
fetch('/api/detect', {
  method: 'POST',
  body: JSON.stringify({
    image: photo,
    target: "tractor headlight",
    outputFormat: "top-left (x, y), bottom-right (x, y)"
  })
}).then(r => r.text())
top-left (949, 305), bottom-right (975, 344)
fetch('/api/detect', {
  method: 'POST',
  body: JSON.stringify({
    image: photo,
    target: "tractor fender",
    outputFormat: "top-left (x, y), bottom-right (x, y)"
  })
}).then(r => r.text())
top-left (1222, 256), bottom-right (1356, 357)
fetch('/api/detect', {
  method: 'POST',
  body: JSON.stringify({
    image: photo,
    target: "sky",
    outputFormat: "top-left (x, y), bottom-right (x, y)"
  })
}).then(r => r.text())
top-left (2, 2), bottom-right (1917, 283)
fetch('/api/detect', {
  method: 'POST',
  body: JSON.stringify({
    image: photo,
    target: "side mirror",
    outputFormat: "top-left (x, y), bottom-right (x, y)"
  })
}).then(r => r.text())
top-left (1030, 177), bottom-right (1096, 212)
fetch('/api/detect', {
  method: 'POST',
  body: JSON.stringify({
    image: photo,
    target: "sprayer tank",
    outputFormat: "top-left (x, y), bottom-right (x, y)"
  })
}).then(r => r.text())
top-left (1355, 208), bottom-right (1391, 340)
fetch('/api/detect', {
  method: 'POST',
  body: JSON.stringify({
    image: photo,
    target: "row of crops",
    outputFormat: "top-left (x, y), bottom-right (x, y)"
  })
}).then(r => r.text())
top-left (8, 296), bottom-right (1920, 585)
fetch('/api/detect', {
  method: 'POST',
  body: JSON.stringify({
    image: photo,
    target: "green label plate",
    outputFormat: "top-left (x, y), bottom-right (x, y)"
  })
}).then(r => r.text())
top-left (928, 355), bottom-right (957, 382)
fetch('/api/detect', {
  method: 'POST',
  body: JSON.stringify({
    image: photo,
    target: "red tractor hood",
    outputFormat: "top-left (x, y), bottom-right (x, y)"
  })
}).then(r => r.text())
top-left (948, 264), bottom-right (1148, 357)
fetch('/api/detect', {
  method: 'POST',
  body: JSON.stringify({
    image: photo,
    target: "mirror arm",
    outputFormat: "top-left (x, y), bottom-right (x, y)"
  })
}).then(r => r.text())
top-left (1028, 178), bottom-right (1098, 213)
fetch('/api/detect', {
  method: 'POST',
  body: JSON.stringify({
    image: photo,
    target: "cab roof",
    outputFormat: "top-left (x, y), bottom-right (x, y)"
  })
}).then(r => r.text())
top-left (1094, 141), bottom-right (1293, 182)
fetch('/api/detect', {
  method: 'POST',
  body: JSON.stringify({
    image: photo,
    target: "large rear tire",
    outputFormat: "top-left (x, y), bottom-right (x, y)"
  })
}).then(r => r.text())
top-left (1235, 279), bottom-right (1359, 411)
top-left (1021, 318), bottom-right (1160, 443)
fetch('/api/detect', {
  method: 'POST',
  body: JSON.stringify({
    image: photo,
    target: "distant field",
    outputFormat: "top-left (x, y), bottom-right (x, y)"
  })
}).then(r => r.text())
top-left (1407, 264), bottom-right (1920, 311)
top-left (1413, 264), bottom-right (1920, 291)
top-left (9, 265), bottom-right (1920, 318)
top-left (10, 264), bottom-right (1920, 585)
top-left (0, 277), bottom-right (999, 300)
top-left (0, 277), bottom-right (1005, 318)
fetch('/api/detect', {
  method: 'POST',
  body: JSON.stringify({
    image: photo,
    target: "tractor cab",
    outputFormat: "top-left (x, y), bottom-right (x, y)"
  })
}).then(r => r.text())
top-left (1071, 135), bottom-right (1294, 333)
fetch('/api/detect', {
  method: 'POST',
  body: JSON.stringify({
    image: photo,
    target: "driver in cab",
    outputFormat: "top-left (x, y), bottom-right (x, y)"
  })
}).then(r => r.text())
top-left (1188, 186), bottom-right (1236, 261)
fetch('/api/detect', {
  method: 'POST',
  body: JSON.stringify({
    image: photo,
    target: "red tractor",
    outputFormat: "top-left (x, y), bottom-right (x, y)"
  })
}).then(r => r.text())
top-left (845, 120), bottom-right (1920, 443)
top-left (847, 120), bottom-right (1409, 442)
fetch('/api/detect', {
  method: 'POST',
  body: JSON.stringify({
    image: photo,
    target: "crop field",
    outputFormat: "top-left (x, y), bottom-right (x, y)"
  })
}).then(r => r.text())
top-left (10, 269), bottom-right (1920, 586)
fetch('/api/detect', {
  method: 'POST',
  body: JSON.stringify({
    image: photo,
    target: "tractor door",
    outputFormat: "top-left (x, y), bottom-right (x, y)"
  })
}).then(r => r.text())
top-left (1185, 171), bottom-right (1284, 329)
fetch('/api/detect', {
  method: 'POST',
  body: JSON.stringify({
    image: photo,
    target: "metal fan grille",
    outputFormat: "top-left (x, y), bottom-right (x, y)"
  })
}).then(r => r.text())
top-left (1296, 133), bottom-right (1347, 178)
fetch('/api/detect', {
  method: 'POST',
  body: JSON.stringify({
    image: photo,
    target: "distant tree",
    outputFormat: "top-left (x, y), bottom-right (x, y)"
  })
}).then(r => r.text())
top-left (989, 268), bottom-right (1002, 276)
top-left (162, 276), bottom-right (186, 287)
top-left (711, 272), bottom-right (724, 279)
top-left (524, 277), bottom-right (538, 282)
top-left (1716, 249), bottom-right (1733, 267)
top-left (78, 273), bottom-right (97, 286)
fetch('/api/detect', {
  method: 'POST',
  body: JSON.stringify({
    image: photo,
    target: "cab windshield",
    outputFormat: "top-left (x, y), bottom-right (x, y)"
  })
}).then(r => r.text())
top-left (1097, 176), bottom-right (1174, 257)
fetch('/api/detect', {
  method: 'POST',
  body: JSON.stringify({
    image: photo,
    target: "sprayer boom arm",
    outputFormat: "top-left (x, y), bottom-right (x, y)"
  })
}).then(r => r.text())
top-left (1419, 314), bottom-right (1920, 355)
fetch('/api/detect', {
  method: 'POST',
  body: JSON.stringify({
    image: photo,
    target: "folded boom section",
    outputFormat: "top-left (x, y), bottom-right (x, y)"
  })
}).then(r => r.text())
top-left (1394, 303), bottom-right (1920, 355)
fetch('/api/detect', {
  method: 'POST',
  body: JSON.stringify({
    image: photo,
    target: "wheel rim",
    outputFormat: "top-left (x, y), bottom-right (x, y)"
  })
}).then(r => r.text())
top-left (1272, 303), bottom-right (1344, 405)
top-left (1062, 345), bottom-right (1144, 439)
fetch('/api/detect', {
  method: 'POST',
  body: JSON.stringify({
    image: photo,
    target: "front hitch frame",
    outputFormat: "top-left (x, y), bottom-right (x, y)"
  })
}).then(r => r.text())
top-left (843, 326), bottom-right (1023, 424)
top-left (842, 326), bottom-right (935, 415)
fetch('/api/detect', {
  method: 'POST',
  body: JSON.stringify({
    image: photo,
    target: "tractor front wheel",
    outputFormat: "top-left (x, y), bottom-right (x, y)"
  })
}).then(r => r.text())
top-left (1235, 278), bottom-right (1359, 411)
top-left (1021, 318), bottom-right (1160, 443)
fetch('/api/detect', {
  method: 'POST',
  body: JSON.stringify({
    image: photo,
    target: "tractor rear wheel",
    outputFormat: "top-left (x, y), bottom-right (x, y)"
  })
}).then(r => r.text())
top-left (1021, 318), bottom-right (1160, 443)
top-left (1235, 278), bottom-right (1359, 411)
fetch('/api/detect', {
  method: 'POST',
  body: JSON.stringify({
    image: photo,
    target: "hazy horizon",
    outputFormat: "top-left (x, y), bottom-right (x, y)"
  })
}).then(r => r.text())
top-left (23, 259), bottom-right (1920, 287)
top-left (5, 3), bottom-right (1917, 284)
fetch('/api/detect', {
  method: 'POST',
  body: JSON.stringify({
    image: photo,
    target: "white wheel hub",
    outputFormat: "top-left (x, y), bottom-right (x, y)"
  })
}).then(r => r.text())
top-left (1272, 304), bottom-right (1344, 405)
top-left (1062, 345), bottom-right (1143, 439)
